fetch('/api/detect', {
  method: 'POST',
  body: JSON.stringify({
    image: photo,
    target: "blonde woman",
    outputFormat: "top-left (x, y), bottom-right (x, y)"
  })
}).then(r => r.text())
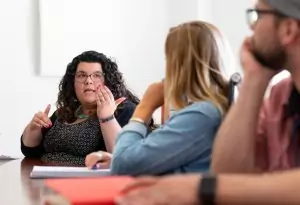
top-left (108, 21), bottom-right (234, 175)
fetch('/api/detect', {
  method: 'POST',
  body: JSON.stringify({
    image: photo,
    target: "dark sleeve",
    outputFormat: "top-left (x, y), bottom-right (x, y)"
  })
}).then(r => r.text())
top-left (20, 112), bottom-right (57, 158)
top-left (115, 100), bottom-right (136, 127)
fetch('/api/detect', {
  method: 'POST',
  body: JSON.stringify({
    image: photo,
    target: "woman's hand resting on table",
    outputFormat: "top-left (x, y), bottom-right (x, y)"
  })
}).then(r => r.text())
top-left (85, 151), bottom-right (112, 169)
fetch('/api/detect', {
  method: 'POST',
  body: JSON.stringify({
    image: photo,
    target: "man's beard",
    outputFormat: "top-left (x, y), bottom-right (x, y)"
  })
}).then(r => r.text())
top-left (252, 41), bottom-right (286, 71)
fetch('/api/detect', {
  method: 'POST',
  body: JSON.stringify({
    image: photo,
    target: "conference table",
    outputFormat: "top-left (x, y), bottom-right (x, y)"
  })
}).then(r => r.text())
top-left (0, 158), bottom-right (64, 205)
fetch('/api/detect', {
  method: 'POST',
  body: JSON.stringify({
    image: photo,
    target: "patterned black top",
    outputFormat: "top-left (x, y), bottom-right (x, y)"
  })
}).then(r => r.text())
top-left (21, 100), bottom-right (136, 166)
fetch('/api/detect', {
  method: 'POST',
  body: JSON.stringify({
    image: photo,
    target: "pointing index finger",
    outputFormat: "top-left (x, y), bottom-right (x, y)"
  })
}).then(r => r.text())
top-left (44, 104), bottom-right (51, 115)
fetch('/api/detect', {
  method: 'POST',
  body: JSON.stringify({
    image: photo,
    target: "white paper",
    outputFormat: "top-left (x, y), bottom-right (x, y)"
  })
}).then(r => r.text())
top-left (30, 166), bottom-right (111, 179)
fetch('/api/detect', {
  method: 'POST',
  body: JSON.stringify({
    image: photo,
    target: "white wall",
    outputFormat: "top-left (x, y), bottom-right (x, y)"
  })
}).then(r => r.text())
top-left (0, 0), bottom-right (60, 156)
top-left (211, 0), bottom-right (254, 72)
top-left (0, 0), bottom-right (254, 156)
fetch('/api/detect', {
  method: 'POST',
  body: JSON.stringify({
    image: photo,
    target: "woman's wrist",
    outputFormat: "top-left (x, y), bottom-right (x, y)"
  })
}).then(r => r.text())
top-left (130, 117), bottom-right (148, 126)
top-left (98, 114), bottom-right (115, 123)
top-left (22, 125), bottom-right (43, 147)
top-left (132, 104), bottom-right (154, 123)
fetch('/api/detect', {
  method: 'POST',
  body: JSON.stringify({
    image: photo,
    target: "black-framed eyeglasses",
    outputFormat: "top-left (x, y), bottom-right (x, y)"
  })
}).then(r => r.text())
top-left (73, 71), bottom-right (105, 83)
top-left (246, 8), bottom-right (285, 27)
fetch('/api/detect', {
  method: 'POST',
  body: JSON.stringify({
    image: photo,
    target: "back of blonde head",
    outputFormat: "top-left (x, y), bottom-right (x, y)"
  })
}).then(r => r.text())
top-left (165, 21), bottom-right (230, 114)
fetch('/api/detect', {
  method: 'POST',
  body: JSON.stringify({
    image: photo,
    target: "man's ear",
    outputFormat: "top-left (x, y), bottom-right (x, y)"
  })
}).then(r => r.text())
top-left (280, 19), bottom-right (300, 45)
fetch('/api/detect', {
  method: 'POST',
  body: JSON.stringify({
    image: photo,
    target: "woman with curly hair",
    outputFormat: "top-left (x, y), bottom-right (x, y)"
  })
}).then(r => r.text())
top-left (20, 50), bottom-right (139, 166)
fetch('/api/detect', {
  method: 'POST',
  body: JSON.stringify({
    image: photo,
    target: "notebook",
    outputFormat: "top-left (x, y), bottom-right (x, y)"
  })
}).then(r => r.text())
top-left (43, 177), bottom-right (134, 205)
top-left (30, 166), bottom-right (111, 179)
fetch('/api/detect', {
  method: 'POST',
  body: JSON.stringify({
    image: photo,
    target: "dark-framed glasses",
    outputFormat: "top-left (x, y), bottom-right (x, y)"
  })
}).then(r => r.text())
top-left (74, 71), bottom-right (105, 83)
top-left (246, 8), bottom-right (285, 27)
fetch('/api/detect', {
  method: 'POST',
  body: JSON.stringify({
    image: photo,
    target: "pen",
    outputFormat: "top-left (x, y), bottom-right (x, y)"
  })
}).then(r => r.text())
top-left (91, 161), bottom-right (101, 170)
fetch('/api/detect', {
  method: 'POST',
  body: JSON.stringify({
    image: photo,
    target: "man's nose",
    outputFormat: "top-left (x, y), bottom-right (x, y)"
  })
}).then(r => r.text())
top-left (250, 22), bottom-right (256, 31)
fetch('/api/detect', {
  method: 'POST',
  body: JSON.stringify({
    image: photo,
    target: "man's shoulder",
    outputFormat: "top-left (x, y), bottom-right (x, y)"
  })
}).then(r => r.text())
top-left (260, 76), bottom-right (292, 126)
top-left (268, 76), bottom-right (292, 105)
top-left (271, 76), bottom-right (292, 90)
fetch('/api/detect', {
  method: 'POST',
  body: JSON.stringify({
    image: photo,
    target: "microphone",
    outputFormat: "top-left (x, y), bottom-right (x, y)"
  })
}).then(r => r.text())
top-left (228, 73), bottom-right (242, 107)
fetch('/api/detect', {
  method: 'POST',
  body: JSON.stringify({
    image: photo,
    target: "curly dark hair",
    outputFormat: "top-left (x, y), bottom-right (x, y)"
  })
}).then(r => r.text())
top-left (56, 50), bottom-right (140, 123)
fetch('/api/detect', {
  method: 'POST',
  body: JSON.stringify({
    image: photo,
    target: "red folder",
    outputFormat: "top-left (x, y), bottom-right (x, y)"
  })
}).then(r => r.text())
top-left (43, 176), bottom-right (134, 205)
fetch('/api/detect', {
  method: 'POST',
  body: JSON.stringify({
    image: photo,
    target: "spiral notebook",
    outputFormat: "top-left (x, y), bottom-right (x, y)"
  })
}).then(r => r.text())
top-left (30, 166), bottom-right (111, 179)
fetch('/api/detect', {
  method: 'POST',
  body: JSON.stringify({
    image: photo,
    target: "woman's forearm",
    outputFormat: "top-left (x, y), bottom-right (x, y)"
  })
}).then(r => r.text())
top-left (22, 124), bottom-right (43, 147)
top-left (100, 118), bottom-right (122, 153)
top-left (132, 104), bottom-right (154, 123)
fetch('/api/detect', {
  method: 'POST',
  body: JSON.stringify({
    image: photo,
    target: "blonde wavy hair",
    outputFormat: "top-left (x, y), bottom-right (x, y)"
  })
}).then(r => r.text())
top-left (164, 21), bottom-right (231, 115)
